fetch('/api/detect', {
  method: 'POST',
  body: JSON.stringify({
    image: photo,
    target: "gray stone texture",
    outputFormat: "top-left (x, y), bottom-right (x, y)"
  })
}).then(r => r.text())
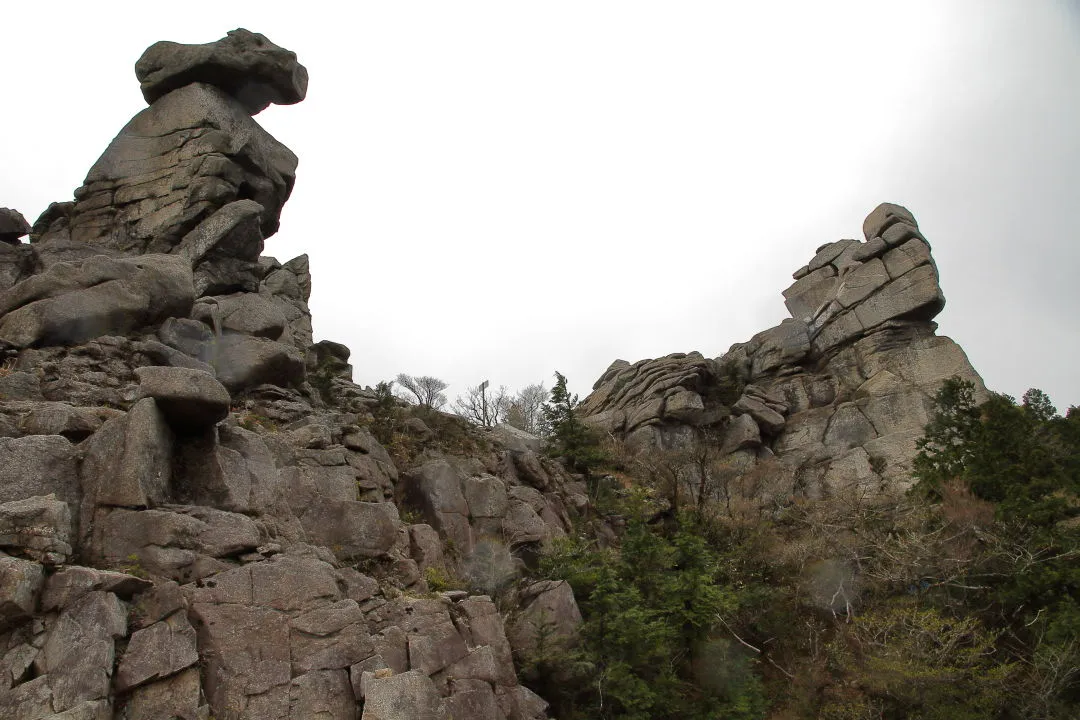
top-left (0, 495), bottom-right (72, 565)
top-left (134, 365), bottom-right (230, 432)
top-left (582, 202), bottom-right (987, 498)
top-left (0, 254), bottom-right (195, 349)
top-left (360, 669), bottom-right (446, 720)
top-left (135, 28), bottom-right (308, 112)
top-left (0, 208), bottom-right (31, 244)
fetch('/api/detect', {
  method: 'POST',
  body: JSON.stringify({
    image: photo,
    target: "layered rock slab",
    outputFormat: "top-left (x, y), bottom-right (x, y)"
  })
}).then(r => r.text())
top-left (582, 203), bottom-right (987, 496)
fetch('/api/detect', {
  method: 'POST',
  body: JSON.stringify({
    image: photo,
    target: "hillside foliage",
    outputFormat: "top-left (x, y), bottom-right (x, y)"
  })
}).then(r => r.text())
top-left (529, 377), bottom-right (1080, 719)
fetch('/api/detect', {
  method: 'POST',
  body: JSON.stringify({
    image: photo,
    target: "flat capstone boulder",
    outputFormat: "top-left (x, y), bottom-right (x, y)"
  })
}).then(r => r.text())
top-left (135, 365), bottom-right (231, 432)
top-left (0, 208), bottom-right (31, 244)
top-left (135, 28), bottom-right (308, 113)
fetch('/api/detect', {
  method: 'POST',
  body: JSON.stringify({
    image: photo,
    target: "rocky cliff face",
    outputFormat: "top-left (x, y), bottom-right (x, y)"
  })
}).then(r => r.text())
top-left (0, 30), bottom-right (575, 720)
top-left (581, 203), bottom-right (987, 496)
top-left (0, 28), bottom-right (992, 720)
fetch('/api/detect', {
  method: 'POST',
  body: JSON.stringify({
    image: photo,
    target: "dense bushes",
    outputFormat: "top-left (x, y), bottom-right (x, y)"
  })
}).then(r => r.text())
top-left (530, 497), bottom-right (766, 719)
top-left (530, 378), bottom-right (1079, 719)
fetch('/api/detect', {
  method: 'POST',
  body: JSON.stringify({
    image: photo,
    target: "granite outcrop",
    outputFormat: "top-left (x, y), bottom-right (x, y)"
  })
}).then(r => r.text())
top-left (0, 30), bottom-right (573, 720)
top-left (581, 203), bottom-right (986, 496)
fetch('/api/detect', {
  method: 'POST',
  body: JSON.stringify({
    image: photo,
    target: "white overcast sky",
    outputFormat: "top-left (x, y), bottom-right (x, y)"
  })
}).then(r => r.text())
top-left (4, 1), bottom-right (1079, 408)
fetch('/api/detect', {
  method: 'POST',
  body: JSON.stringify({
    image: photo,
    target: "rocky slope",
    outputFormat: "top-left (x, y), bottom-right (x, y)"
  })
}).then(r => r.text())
top-left (0, 28), bottom-right (993, 720)
top-left (581, 202), bottom-right (987, 497)
top-left (0, 30), bottom-right (579, 720)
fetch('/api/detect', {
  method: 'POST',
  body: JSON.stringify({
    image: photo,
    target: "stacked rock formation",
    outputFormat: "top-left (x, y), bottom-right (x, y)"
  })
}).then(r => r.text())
top-left (0, 30), bottom-right (575, 720)
top-left (582, 203), bottom-right (986, 495)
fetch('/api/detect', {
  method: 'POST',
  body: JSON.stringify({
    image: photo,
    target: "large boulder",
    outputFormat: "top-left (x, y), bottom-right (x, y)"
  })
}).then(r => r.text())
top-left (135, 366), bottom-right (231, 433)
top-left (0, 494), bottom-right (72, 564)
top-left (114, 611), bottom-right (200, 692)
top-left (61, 80), bottom-right (297, 258)
top-left (0, 208), bottom-right (31, 244)
top-left (359, 670), bottom-right (446, 720)
top-left (135, 28), bottom-right (308, 113)
top-left (0, 254), bottom-right (195, 348)
top-left (80, 398), bottom-right (174, 516)
top-left (508, 580), bottom-right (583, 658)
top-left (0, 556), bottom-right (44, 627)
top-left (212, 333), bottom-right (305, 392)
top-left (579, 352), bottom-right (717, 436)
top-left (402, 460), bottom-right (474, 556)
top-left (37, 590), bottom-right (128, 712)
top-left (0, 435), bottom-right (79, 506)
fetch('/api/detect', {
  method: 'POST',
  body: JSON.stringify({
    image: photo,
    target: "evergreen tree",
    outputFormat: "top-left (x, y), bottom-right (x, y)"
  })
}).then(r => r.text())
top-left (540, 372), bottom-right (605, 475)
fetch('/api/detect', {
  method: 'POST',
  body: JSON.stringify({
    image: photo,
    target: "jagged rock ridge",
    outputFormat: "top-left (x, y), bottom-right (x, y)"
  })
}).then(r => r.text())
top-left (582, 203), bottom-right (986, 495)
top-left (0, 30), bottom-right (574, 720)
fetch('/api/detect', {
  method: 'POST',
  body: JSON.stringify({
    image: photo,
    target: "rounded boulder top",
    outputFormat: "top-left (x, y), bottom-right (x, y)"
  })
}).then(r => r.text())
top-left (135, 28), bottom-right (308, 114)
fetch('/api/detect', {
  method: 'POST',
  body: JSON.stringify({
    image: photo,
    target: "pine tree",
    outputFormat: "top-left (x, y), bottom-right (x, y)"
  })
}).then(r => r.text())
top-left (540, 372), bottom-right (605, 475)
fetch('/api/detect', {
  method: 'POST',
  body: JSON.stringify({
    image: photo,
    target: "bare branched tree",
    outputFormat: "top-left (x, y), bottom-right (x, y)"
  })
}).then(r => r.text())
top-left (506, 383), bottom-right (548, 435)
top-left (395, 373), bottom-right (448, 409)
top-left (453, 384), bottom-right (509, 426)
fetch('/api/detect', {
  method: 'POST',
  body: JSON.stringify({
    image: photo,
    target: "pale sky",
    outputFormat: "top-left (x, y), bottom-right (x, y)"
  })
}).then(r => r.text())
top-left (4, 2), bottom-right (1079, 409)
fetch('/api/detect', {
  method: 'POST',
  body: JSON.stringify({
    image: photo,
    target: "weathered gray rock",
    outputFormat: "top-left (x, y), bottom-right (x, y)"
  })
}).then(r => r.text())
top-left (580, 352), bottom-right (717, 435)
top-left (288, 599), bottom-right (373, 673)
top-left (212, 333), bottom-right (305, 392)
top-left (62, 78), bottom-right (297, 260)
top-left (862, 202), bottom-right (916, 242)
top-left (18, 403), bottom-right (109, 441)
top-left (808, 239), bottom-right (860, 272)
top-left (122, 667), bottom-right (203, 720)
top-left (195, 291), bottom-right (287, 341)
top-left (0, 675), bottom-right (53, 719)
top-left (403, 598), bottom-right (470, 676)
top-left (503, 490), bottom-right (551, 546)
top-left (721, 413), bottom-right (761, 455)
top-left (289, 669), bottom-right (355, 720)
top-left (0, 208), bottom-right (31, 244)
top-left (135, 365), bottom-right (230, 432)
top-left (0, 242), bottom-right (36, 295)
top-left (260, 254), bottom-right (314, 348)
top-left (172, 199), bottom-right (265, 295)
top-left (0, 435), bottom-right (78, 506)
top-left (189, 601), bottom-right (291, 717)
top-left (443, 683), bottom-right (504, 720)
top-left (457, 596), bottom-right (517, 683)
top-left (40, 566), bottom-right (152, 612)
top-left (408, 524), bottom-right (446, 571)
top-left (38, 591), bottom-right (126, 712)
top-left (359, 669), bottom-right (446, 720)
top-left (403, 460), bottom-right (474, 555)
top-left (509, 580), bottom-right (582, 658)
top-left (300, 500), bottom-right (400, 561)
top-left (177, 423), bottom-right (290, 516)
top-left (0, 254), bottom-right (195, 349)
top-left (136, 28), bottom-right (308, 113)
top-left (463, 474), bottom-right (509, 519)
top-left (80, 398), bottom-right (173, 513)
top-left (0, 495), bottom-right (72, 564)
top-left (497, 685), bottom-right (550, 720)
top-left (186, 554), bottom-right (343, 612)
top-left (0, 557), bottom-right (44, 626)
top-left (91, 505), bottom-right (259, 582)
top-left (114, 611), bottom-right (199, 692)
top-left (733, 394), bottom-right (785, 435)
top-left (157, 317), bottom-right (216, 362)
